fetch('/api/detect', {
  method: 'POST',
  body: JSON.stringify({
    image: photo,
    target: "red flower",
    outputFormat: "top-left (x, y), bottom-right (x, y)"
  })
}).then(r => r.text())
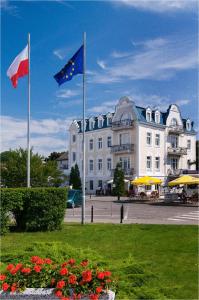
top-left (97, 272), bottom-right (104, 280)
top-left (55, 290), bottom-right (62, 297)
top-left (10, 268), bottom-right (18, 275)
top-left (61, 297), bottom-right (70, 300)
top-left (2, 282), bottom-right (10, 291)
top-left (6, 264), bottom-right (14, 271)
top-left (15, 263), bottom-right (23, 271)
top-left (104, 271), bottom-right (111, 277)
top-left (106, 279), bottom-right (112, 283)
top-left (21, 268), bottom-right (31, 274)
top-left (89, 294), bottom-right (99, 300)
top-left (82, 270), bottom-right (92, 282)
top-left (56, 280), bottom-right (66, 289)
top-left (11, 283), bottom-right (17, 293)
top-left (36, 258), bottom-right (44, 265)
top-left (44, 258), bottom-right (52, 264)
top-left (68, 259), bottom-right (76, 265)
top-left (34, 265), bottom-right (42, 273)
top-left (59, 268), bottom-right (68, 276)
top-left (61, 262), bottom-right (67, 268)
top-left (68, 274), bottom-right (77, 285)
top-left (80, 260), bottom-right (89, 267)
top-left (31, 256), bottom-right (40, 263)
top-left (77, 294), bottom-right (82, 299)
top-left (96, 286), bottom-right (102, 293)
top-left (0, 274), bottom-right (6, 281)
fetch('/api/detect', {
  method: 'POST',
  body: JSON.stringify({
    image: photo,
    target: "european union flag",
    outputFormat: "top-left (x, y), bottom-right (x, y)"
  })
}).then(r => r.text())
top-left (54, 45), bottom-right (84, 86)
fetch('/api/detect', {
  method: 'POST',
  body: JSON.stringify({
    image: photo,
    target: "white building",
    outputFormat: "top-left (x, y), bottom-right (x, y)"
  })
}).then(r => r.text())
top-left (69, 97), bottom-right (196, 194)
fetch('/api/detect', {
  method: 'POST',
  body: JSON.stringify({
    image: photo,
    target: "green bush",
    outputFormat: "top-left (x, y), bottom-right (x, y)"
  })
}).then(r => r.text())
top-left (1, 188), bottom-right (67, 234)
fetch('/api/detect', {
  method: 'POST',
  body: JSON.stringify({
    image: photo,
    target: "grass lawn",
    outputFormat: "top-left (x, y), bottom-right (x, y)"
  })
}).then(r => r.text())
top-left (1, 224), bottom-right (198, 299)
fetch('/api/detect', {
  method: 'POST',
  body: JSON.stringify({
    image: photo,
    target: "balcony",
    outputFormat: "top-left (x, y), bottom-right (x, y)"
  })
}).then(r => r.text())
top-left (111, 168), bottom-right (134, 177)
top-left (168, 125), bottom-right (184, 134)
top-left (111, 119), bottom-right (134, 130)
top-left (167, 146), bottom-right (187, 155)
top-left (111, 143), bottom-right (134, 154)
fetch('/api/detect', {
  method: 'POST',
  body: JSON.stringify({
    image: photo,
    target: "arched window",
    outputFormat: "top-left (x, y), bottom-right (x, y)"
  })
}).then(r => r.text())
top-left (186, 120), bottom-right (191, 131)
top-left (146, 108), bottom-right (152, 122)
top-left (89, 118), bottom-right (95, 130)
top-left (155, 111), bottom-right (160, 124)
top-left (98, 116), bottom-right (104, 128)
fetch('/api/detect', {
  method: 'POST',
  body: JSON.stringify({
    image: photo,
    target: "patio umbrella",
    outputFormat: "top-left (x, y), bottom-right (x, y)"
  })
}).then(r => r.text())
top-left (168, 175), bottom-right (199, 186)
top-left (131, 176), bottom-right (162, 185)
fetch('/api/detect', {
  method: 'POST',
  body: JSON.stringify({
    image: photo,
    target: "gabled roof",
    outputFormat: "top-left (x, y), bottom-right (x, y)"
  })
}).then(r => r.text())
top-left (56, 152), bottom-right (68, 161)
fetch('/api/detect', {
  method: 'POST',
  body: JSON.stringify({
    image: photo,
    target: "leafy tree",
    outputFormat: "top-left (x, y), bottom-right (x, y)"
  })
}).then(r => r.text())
top-left (0, 148), bottom-right (64, 188)
top-left (45, 151), bottom-right (65, 162)
top-left (113, 162), bottom-right (125, 201)
top-left (69, 163), bottom-right (82, 190)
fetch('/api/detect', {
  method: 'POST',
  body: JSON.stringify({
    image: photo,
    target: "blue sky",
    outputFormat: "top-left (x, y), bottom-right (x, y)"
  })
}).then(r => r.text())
top-left (1, 0), bottom-right (198, 156)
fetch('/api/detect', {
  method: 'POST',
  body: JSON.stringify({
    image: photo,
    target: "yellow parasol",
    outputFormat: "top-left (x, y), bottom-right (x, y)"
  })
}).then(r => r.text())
top-left (131, 176), bottom-right (162, 185)
top-left (168, 175), bottom-right (199, 186)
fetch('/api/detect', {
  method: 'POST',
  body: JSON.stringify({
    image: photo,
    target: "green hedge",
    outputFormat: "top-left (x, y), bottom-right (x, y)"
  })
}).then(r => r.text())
top-left (1, 188), bottom-right (67, 234)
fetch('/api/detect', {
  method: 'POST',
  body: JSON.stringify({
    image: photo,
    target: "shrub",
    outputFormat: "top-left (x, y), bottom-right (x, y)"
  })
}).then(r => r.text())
top-left (1, 188), bottom-right (67, 234)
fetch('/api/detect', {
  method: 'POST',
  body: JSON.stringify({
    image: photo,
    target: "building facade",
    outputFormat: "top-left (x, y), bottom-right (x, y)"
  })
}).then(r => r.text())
top-left (69, 97), bottom-right (196, 194)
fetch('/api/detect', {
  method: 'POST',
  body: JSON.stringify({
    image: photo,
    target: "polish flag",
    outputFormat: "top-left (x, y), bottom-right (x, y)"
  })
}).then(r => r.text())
top-left (7, 45), bottom-right (29, 88)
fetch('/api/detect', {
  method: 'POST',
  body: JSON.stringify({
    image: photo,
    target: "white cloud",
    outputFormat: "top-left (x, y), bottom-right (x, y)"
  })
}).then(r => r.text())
top-left (114, 0), bottom-right (196, 13)
top-left (56, 89), bottom-right (80, 99)
top-left (87, 100), bottom-right (117, 114)
top-left (1, 0), bottom-right (19, 16)
top-left (0, 115), bottom-right (75, 156)
top-left (97, 60), bottom-right (107, 69)
top-left (53, 49), bottom-right (65, 60)
top-left (89, 35), bottom-right (198, 84)
top-left (111, 50), bottom-right (131, 58)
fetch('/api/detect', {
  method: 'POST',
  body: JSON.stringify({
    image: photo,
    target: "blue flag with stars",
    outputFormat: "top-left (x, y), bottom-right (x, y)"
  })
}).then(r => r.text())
top-left (54, 45), bottom-right (83, 85)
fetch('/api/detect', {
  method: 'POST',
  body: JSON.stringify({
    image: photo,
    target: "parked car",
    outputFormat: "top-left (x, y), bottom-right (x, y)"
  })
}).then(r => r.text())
top-left (67, 189), bottom-right (82, 208)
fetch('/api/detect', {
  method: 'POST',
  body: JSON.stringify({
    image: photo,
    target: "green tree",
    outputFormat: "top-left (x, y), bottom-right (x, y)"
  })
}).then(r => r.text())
top-left (113, 162), bottom-right (125, 201)
top-left (69, 163), bottom-right (82, 190)
top-left (0, 148), bottom-right (64, 188)
top-left (45, 151), bottom-right (65, 162)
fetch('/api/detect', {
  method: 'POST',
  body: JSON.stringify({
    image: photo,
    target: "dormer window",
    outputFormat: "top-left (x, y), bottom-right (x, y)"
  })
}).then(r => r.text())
top-left (155, 111), bottom-right (160, 124)
top-left (89, 118), bottom-right (95, 130)
top-left (146, 108), bottom-right (152, 122)
top-left (98, 117), bottom-right (103, 128)
top-left (186, 120), bottom-right (191, 131)
top-left (107, 117), bottom-right (112, 126)
top-left (171, 118), bottom-right (178, 126)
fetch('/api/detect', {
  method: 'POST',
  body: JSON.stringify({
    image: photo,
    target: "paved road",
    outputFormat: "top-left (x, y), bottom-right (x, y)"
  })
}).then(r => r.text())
top-left (65, 196), bottom-right (199, 225)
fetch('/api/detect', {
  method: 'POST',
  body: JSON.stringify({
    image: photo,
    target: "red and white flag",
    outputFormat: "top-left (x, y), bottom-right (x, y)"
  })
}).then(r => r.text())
top-left (7, 45), bottom-right (29, 88)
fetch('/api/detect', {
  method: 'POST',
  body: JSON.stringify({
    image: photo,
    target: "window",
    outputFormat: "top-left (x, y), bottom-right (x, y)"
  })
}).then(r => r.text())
top-left (72, 152), bottom-right (76, 162)
top-left (186, 121), bottom-right (191, 131)
top-left (170, 135), bottom-right (178, 148)
top-left (155, 134), bottom-right (160, 146)
top-left (146, 132), bottom-right (151, 145)
top-left (155, 112), bottom-right (160, 124)
top-left (146, 110), bottom-right (151, 122)
top-left (155, 157), bottom-right (160, 170)
top-left (98, 137), bottom-right (102, 149)
top-left (171, 157), bottom-right (178, 170)
top-left (171, 118), bottom-right (178, 126)
top-left (187, 139), bottom-right (191, 150)
top-left (107, 158), bottom-right (112, 171)
top-left (98, 159), bottom-right (102, 171)
top-left (107, 117), bottom-right (112, 126)
top-left (98, 118), bottom-right (103, 128)
top-left (146, 156), bottom-right (152, 170)
top-left (72, 135), bottom-right (76, 143)
top-left (89, 160), bottom-right (93, 172)
top-left (119, 133), bottom-right (130, 145)
top-left (120, 157), bottom-right (130, 170)
top-left (90, 180), bottom-right (93, 190)
top-left (187, 160), bottom-right (191, 170)
top-left (98, 180), bottom-right (103, 188)
top-left (107, 136), bottom-right (112, 147)
top-left (89, 139), bottom-right (93, 150)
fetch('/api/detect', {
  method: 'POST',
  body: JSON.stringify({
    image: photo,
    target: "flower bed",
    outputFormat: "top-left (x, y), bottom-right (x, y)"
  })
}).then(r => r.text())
top-left (0, 256), bottom-right (115, 300)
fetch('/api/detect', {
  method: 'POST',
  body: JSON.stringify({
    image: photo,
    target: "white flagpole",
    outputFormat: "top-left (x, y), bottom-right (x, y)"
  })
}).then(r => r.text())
top-left (82, 32), bottom-right (86, 224)
top-left (27, 33), bottom-right (31, 187)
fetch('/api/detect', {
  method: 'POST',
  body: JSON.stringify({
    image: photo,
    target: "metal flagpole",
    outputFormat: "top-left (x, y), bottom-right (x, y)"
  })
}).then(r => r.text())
top-left (27, 33), bottom-right (31, 188)
top-left (81, 32), bottom-right (86, 224)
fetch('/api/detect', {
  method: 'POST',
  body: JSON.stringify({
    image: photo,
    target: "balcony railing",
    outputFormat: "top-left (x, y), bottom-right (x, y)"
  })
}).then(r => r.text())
top-left (111, 143), bottom-right (134, 154)
top-left (112, 119), bottom-right (134, 130)
top-left (168, 125), bottom-right (184, 134)
top-left (167, 146), bottom-right (187, 155)
top-left (111, 168), bottom-right (134, 177)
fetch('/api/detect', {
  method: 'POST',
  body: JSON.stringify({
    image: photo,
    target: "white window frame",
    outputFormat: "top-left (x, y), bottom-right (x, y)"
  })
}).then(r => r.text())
top-left (146, 156), bottom-right (152, 170)
top-left (146, 108), bottom-right (152, 122)
top-left (155, 157), bottom-right (160, 170)
top-left (98, 137), bottom-right (103, 149)
top-left (98, 117), bottom-right (103, 128)
top-left (98, 159), bottom-right (103, 171)
top-left (72, 152), bottom-right (76, 162)
top-left (89, 159), bottom-right (94, 172)
top-left (155, 133), bottom-right (160, 147)
top-left (107, 158), bottom-right (112, 171)
top-left (155, 112), bottom-right (160, 124)
top-left (186, 121), bottom-right (191, 131)
top-left (146, 132), bottom-right (152, 145)
top-left (107, 136), bottom-right (112, 147)
top-left (89, 139), bottom-right (94, 151)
